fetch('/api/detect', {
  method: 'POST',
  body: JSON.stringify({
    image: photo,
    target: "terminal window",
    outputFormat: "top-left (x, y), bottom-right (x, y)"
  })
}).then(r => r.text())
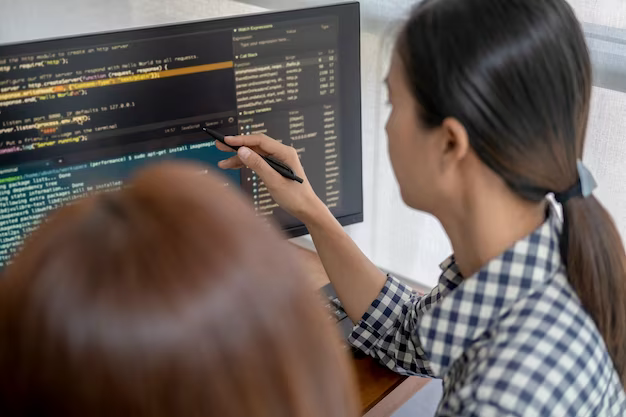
top-left (0, 5), bottom-right (361, 270)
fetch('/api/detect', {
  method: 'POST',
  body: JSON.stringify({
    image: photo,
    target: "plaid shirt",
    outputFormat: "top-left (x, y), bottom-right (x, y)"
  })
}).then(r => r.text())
top-left (349, 204), bottom-right (626, 416)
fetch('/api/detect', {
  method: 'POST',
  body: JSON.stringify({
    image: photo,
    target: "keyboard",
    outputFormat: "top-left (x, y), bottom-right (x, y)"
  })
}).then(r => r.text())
top-left (325, 293), bottom-right (348, 322)
top-left (320, 283), bottom-right (355, 344)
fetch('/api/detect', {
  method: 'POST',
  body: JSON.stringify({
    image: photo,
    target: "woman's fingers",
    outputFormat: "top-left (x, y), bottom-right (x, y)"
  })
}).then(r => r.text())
top-left (216, 137), bottom-right (243, 169)
top-left (218, 133), bottom-right (320, 222)
top-left (225, 134), bottom-right (297, 163)
top-left (215, 140), bottom-right (236, 153)
top-left (218, 155), bottom-right (244, 169)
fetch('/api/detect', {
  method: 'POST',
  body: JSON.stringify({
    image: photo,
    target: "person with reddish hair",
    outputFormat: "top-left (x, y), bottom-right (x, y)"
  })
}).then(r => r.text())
top-left (0, 163), bottom-right (358, 417)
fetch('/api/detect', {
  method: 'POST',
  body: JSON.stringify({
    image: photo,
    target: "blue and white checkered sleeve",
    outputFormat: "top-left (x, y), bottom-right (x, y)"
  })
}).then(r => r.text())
top-left (451, 402), bottom-right (522, 417)
top-left (348, 274), bottom-right (437, 377)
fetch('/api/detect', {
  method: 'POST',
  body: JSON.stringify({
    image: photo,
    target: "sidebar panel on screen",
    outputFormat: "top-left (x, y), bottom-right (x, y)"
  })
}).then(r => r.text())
top-left (232, 17), bottom-right (343, 230)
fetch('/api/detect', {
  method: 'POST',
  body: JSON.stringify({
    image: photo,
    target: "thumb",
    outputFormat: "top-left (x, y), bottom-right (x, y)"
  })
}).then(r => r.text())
top-left (237, 147), bottom-right (276, 180)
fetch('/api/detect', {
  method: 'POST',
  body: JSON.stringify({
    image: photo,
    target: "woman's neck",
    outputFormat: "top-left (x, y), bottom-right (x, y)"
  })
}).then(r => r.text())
top-left (439, 188), bottom-right (547, 279)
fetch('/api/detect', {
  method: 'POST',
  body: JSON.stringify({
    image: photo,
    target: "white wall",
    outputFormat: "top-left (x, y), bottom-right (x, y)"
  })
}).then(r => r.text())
top-left (0, 0), bottom-right (266, 43)
top-left (569, 0), bottom-right (626, 29)
top-left (2, 0), bottom-right (625, 289)
top-left (584, 86), bottom-right (626, 236)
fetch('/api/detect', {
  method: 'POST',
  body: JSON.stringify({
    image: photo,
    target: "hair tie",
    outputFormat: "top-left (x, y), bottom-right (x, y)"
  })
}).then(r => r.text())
top-left (554, 160), bottom-right (597, 205)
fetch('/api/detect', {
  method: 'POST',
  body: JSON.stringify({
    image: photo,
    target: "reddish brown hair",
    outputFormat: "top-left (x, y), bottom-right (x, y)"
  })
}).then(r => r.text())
top-left (0, 163), bottom-right (358, 417)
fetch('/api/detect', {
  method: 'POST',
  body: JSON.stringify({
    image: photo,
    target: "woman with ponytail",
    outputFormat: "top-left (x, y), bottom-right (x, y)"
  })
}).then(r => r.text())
top-left (217, 0), bottom-right (626, 414)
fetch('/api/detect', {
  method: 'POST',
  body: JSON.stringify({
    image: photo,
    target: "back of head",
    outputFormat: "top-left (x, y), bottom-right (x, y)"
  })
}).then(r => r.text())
top-left (398, 0), bottom-right (626, 383)
top-left (0, 163), bottom-right (358, 417)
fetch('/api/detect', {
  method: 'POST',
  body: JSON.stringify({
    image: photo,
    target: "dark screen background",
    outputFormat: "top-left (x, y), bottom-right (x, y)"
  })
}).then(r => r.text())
top-left (0, 3), bottom-right (362, 270)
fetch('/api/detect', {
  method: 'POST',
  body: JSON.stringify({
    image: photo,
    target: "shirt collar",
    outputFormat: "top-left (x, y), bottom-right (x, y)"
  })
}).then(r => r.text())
top-left (419, 202), bottom-right (563, 377)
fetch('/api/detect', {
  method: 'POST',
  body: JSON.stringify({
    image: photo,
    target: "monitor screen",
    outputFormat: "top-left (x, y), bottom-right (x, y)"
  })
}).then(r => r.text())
top-left (0, 3), bottom-right (362, 269)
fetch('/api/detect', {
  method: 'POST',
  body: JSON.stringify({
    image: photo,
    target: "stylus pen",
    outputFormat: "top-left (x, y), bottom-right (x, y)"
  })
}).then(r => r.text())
top-left (203, 128), bottom-right (304, 184)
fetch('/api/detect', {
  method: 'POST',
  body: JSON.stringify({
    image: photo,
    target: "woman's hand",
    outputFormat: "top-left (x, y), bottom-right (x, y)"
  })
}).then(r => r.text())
top-left (217, 134), bottom-right (327, 223)
top-left (218, 133), bottom-right (387, 323)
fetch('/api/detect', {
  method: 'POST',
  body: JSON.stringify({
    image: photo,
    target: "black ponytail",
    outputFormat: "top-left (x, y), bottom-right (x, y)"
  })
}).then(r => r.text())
top-left (563, 197), bottom-right (626, 383)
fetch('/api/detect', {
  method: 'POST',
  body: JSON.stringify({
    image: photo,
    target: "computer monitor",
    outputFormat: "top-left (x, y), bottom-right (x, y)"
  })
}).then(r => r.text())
top-left (0, 3), bottom-right (362, 270)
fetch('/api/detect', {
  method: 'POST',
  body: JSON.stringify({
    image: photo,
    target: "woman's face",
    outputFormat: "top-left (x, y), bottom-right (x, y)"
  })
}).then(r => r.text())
top-left (385, 51), bottom-right (444, 212)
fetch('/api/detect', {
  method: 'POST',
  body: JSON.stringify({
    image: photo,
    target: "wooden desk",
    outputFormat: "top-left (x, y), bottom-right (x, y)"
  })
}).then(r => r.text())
top-left (293, 244), bottom-right (432, 417)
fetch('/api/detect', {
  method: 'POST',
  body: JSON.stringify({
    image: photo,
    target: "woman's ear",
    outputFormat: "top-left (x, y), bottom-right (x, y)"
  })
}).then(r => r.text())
top-left (438, 117), bottom-right (470, 172)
